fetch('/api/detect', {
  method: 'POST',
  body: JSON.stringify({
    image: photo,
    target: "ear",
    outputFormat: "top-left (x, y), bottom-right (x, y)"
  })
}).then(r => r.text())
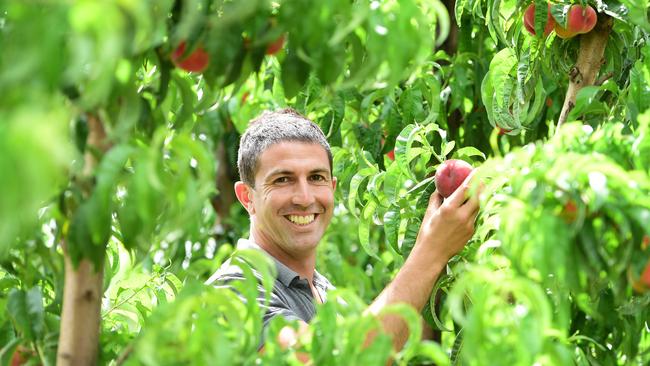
top-left (331, 176), bottom-right (338, 191)
top-left (234, 181), bottom-right (255, 214)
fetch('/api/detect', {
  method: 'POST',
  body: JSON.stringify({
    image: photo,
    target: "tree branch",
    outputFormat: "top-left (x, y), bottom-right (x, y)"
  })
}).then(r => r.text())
top-left (556, 15), bottom-right (613, 133)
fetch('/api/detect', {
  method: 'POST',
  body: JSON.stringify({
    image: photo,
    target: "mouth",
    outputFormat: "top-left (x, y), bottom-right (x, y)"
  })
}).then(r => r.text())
top-left (284, 214), bottom-right (318, 226)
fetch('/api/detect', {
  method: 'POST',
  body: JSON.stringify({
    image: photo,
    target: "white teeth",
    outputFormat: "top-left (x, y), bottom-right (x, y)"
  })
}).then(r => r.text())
top-left (287, 214), bottom-right (315, 225)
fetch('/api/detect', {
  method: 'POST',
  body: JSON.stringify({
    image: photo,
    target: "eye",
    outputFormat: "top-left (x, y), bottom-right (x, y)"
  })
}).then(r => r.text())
top-left (310, 174), bottom-right (327, 182)
top-left (274, 176), bottom-right (290, 184)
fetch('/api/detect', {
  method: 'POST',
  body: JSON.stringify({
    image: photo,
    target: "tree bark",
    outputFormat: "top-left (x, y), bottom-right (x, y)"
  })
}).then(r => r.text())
top-left (57, 114), bottom-right (108, 366)
top-left (210, 140), bottom-right (237, 221)
top-left (57, 253), bottom-right (104, 366)
top-left (556, 15), bottom-right (613, 132)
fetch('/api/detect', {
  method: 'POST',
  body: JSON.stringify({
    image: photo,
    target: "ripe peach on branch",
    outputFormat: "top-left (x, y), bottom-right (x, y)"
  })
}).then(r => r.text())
top-left (497, 127), bottom-right (513, 136)
top-left (524, 2), bottom-right (556, 37)
top-left (266, 34), bottom-right (286, 55)
top-left (386, 150), bottom-right (395, 161)
top-left (560, 200), bottom-right (578, 223)
top-left (631, 259), bottom-right (650, 293)
top-left (170, 41), bottom-right (210, 73)
top-left (554, 4), bottom-right (597, 39)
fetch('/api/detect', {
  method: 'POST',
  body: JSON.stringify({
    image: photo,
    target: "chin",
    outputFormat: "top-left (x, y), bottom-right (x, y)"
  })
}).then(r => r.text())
top-left (292, 238), bottom-right (321, 252)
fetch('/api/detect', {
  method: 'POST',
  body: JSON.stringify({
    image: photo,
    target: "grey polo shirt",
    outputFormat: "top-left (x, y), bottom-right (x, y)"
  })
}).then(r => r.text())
top-left (207, 239), bottom-right (334, 331)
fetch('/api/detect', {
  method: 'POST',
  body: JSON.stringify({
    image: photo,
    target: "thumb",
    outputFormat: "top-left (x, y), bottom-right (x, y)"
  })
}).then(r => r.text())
top-left (446, 170), bottom-right (477, 207)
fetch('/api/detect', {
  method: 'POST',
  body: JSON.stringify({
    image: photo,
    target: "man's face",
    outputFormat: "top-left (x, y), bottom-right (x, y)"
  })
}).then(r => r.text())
top-left (247, 141), bottom-right (336, 258)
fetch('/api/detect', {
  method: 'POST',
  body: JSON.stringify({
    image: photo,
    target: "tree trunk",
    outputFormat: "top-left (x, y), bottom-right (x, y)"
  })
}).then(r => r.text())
top-left (210, 119), bottom-right (239, 235)
top-left (438, 0), bottom-right (463, 142)
top-left (440, 0), bottom-right (459, 57)
top-left (57, 114), bottom-right (108, 366)
top-left (210, 140), bottom-right (237, 221)
top-left (57, 254), bottom-right (104, 366)
top-left (556, 15), bottom-right (613, 132)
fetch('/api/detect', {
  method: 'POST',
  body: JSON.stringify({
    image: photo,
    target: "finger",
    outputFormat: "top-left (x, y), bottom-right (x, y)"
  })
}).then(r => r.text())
top-left (446, 171), bottom-right (477, 207)
top-left (462, 183), bottom-right (481, 212)
top-left (461, 171), bottom-right (485, 209)
top-left (455, 193), bottom-right (480, 227)
top-left (470, 204), bottom-right (480, 223)
top-left (428, 190), bottom-right (443, 210)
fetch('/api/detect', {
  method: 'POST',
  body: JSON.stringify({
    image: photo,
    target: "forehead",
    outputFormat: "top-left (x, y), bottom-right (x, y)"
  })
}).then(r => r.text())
top-left (255, 141), bottom-right (330, 178)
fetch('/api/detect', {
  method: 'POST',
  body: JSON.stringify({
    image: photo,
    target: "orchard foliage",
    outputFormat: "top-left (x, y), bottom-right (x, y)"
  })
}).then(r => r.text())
top-left (1, 0), bottom-right (649, 365)
top-left (460, 119), bottom-right (650, 364)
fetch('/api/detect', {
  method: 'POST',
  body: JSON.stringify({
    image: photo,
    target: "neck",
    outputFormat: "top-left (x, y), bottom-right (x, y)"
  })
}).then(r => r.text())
top-left (250, 232), bottom-right (317, 282)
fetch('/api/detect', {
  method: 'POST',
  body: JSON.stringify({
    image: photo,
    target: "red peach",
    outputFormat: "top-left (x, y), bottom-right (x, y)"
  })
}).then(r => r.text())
top-left (434, 159), bottom-right (474, 198)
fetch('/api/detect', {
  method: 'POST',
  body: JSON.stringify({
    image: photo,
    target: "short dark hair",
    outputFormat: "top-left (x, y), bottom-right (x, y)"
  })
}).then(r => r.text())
top-left (237, 108), bottom-right (333, 187)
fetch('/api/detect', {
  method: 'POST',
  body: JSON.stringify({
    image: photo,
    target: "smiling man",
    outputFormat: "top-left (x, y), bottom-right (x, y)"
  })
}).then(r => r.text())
top-left (240, 140), bottom-right (335, 280)
top-left (208, 108), bottom-right (480, 354)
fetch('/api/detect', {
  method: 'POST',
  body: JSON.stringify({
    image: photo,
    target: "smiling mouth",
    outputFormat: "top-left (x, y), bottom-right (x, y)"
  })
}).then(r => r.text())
top-left (285, 214), bottom-right (317, 226)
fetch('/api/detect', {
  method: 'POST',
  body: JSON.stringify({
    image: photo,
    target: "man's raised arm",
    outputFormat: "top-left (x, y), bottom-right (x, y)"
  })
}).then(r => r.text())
top-left (366, 176), bottom-right (480, 351)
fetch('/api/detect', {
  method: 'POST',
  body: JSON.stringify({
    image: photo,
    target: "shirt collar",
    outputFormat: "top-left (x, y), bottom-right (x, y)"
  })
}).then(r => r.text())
top-left (236, 238), bottom-right (303, 287)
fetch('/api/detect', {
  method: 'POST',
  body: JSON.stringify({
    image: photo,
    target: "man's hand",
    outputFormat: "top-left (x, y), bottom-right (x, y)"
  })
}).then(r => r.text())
top-left (260, 322), bottom-right (310, 364)
top-left (416, 173), bottom-right (481, 262)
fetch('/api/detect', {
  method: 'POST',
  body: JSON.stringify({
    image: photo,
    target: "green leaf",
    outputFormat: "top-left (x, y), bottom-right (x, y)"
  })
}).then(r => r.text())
top-left (7, 287), bottom-right (44, 341)
top-left (568, 86), bottom-right (607, 119)
top-left (383, 207), bottom-right (401, 254)
top-left (401, 216), bottom-right (422, 257)
top-left (455, 146), bottom-right (486, 160)
top-left (455, 0), bottom-right (468, 25)
top-left (359, 200), bottom-right (380, 260)
top-left (171, 73), bottom-right (196, 130)
top-left (394, 124), bottom-right (420, 180)
top-left (442, 140), bottom-right (456, 158)
top-left (347, 168), bottom-right (375, 217)
top-left (68, 199), bottom-right (108, 268)
top-left (281, 52), bottom-right (310, 99)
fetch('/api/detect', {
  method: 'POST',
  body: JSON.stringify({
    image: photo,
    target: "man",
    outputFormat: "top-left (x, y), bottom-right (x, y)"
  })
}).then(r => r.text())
top-left (207, 108), bottom-right (479, 353)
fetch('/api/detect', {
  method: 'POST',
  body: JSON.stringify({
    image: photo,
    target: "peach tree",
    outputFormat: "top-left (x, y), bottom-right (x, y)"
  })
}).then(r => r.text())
top-left (1, 0), bottom-right (649, 365)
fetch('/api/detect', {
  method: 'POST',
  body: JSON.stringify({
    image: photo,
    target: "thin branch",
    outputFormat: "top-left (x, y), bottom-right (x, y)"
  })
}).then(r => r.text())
top-left (594, 71), bottom-right (614, 86)
top-left (114, 344), bottom-right (134, 366)
top-left (103, 279), bottom-right (156, 317)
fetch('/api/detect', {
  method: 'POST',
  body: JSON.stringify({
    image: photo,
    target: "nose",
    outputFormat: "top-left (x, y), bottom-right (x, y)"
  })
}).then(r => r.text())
top-left (291, 178), bottom-right (315, 206)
